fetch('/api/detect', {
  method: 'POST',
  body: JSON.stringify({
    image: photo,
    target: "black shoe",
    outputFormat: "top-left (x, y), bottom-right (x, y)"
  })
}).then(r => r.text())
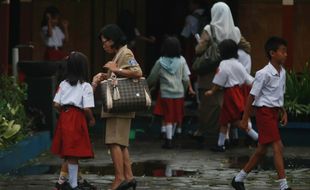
top-left (71, 187), bottom-right (83, 190)
top-left (284, 188), bottom-right (292, 190)
top-left (79, 179), bottom-right (97, 190)
top-left (162, 139), bottom-right (173, 149)
top-left (231, 177), bottom-right (245, 190)
top-left (210, 145), bottom-right (226, 152)
top-left (54, 181), bottom-right (71, 190)
top-left (126, 178), bottom-right (137, 190)
top-left (114, 181), bottom-right (128, 190)
top-left (224, 139), bottom-right (230, 149)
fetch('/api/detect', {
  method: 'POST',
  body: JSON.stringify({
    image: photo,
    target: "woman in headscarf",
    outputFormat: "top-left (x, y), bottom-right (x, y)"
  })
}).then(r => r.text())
top-left (191, 2), bottom-right (257, 150)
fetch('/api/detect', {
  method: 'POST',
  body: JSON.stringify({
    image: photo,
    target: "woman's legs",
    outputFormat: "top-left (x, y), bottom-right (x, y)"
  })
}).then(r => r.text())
top-left (109, 144), bottom-right (125, 189)
top-left (122, 147), bottom-right (134, 180)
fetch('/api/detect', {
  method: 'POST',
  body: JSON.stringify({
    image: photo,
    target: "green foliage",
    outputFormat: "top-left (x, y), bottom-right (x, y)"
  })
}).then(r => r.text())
top-left (285, 62), bottom-right (310, 121)
top-left (0, 76), bottom-right (32, 149)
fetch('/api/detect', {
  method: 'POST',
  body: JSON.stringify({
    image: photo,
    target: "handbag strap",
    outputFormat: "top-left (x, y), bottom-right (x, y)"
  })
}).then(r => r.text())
top-left (209, 25), bottom-right (218, 44)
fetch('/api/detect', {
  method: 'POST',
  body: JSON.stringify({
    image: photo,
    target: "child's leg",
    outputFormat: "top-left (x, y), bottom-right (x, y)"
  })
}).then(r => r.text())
top-left (67, 157), bottom-right (79, 188)
top-left (233, 120), bottom-right (258, 141)
top-left (272, 140), bottom-right (289, 190)
top-left (235, 144), bottom-right (268, 182)
top-left (211, 124), bottom-right (228, 151)
top-left (57, 160), bottom-right (68, 184)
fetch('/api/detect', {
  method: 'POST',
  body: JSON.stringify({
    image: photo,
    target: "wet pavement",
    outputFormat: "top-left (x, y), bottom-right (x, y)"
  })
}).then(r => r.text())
top-left (1, 136), bottom-right (310, 190)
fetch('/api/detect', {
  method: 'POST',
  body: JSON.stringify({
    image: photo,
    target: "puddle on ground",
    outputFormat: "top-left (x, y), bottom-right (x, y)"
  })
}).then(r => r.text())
top-left (228, 156), bottom-right (310, 170)
top-left (10, 160), bottom-right (199, 177)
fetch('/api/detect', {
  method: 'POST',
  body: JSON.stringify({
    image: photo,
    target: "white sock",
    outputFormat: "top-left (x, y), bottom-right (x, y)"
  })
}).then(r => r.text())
top-left (161, 125), bottom-right (167, 133)
top-left (247, 128), bottom-right (258, 141)
top-left (232, 128), bottom-right (239, 139)
top-left (166, 124), bottom-right (173, 140)
top-left (57, 173), bottom-right (68, 184)
top-left (235, 169), bottom-right (248, 182)
top-left (248, 119), bottom-right (252, 129)
top-left (177, 127), bottom-right (182, 134)
top-left (218, 132), bottom-right (226, 146)
top-left (68, 164), bottom-right (78, 188)
top-left (279, 178), bottom-right (289, 190)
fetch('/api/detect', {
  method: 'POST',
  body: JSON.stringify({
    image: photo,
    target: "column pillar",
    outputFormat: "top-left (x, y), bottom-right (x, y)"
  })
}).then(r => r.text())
top-left (0, 0), bottom-right (10, 75)
top-left (282, 0), bottom-right (294, 70)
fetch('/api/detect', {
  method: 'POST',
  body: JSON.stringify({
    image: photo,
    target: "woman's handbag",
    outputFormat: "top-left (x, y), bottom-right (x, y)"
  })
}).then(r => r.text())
top-left (100, 75), bottom-right (152, 113)
top-left (192, 25), bottom-right (221, 75)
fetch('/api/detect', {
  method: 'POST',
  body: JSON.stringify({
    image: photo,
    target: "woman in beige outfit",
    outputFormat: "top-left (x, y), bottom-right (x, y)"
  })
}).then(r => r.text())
top-left (92, 24), bottom-right (142, 190)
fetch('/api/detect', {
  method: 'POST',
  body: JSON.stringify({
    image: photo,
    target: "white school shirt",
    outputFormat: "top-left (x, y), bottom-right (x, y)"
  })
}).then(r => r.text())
top-left (250, 63), bottom-right (286, 107)
top-left (53, 80), bottom-right (94, 108)
top-left (238, 49), bottom-right (251, 74)
top-left (213, 58), bottom-right (254, 88)
top-left (41, 26), bottom-right (65, 48)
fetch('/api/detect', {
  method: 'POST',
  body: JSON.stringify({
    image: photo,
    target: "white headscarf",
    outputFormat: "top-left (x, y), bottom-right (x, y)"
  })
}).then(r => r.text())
top-left (204, 2), bottom-right (241, 43)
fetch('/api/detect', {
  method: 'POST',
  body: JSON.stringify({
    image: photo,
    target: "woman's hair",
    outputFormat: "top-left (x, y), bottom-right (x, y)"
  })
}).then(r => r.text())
top-left (41, 6), bottom-right (60, 27)
top-left (264, 36), bottom-right (287, 60)
top-left (218, 39), bottom-right (238, 60)
top-left (160, 36), bottom-right (182, 58)
top-left (98, 24), bottom-right (127, 49)
top-left (65, 52), bottom-right (89, 86)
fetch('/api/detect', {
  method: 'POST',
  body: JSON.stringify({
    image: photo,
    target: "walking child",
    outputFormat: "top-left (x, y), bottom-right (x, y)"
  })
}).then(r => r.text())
top-left (51, 52), bottom-right (96, 190)
top-left (231, 36), bottom-right (291, 190)
top-left (204, 39), bottom-right (258, 152)
top-left (147, 36), bottom-right (190, 149)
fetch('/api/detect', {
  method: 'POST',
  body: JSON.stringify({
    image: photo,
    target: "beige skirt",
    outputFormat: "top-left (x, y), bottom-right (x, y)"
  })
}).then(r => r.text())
top-left (105, 117), bottom-right (132, 147)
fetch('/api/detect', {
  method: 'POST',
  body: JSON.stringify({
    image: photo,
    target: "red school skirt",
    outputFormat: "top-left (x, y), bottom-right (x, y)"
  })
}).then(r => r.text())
top-left (51, 106), bottom-right (94, 158)
top-left (44, 48), bottom-right (68, 61)
top-left (153, 94), bottom-right (184, 124)
top-left (219, 86), bottom-right (245, 125)
top-left (255, 107), bottom-right (281, 144)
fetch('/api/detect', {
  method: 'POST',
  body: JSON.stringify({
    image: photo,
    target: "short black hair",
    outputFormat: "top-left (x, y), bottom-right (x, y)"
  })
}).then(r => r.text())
top-left (98, 24), bottom-right (127, 49)
top-left (41, 6), bottom-right (61, 27)
top-left (65, 52), bottom-right (89, 86)
top-left (218, 39), bottom-right (238, 60)
top-left (265, 36), bottom-right (287, 60)
top-left (160, 36), bottom-right (182, 58)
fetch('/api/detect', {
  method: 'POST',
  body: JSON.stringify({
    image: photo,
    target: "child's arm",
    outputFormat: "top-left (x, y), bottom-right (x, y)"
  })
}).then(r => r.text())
top-left (53, 102), bottom-right (61, 113)
top-left (280, 107), bottom-right (288, 126)
top-left (204, 84), bottom-right (221, 97)
top-left (84, 108), bottom-right (95, 127)
top-left (240, 94), bottom-right (255, 131)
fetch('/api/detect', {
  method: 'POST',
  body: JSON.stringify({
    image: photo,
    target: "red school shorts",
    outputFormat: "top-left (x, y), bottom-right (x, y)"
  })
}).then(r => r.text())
top-left (255, 106), bottom-right (281, 144)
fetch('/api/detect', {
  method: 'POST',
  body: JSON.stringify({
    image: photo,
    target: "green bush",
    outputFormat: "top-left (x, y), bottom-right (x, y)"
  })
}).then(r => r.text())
top-left (285, 62), bottom-right (310, 121)
top-left (0, 76), bottom-right (32, 149)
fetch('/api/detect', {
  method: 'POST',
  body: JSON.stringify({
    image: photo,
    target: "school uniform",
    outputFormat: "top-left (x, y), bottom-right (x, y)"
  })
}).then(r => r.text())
top-left (51, 80), bottom-right (94, 158)
top-left (250, 63), bottom-right (286, 144)
top-left (148, 56), bottom-right (189, 124)
top-left (101, 45), bottom-right (142, 147)
top-left (213, 58), bottom-right (253, 125)
top-left (41, 26), bottom-right (68, 61)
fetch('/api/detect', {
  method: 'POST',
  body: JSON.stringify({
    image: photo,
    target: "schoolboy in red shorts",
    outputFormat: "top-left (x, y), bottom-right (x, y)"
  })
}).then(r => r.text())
top-left (231, 36), bottom-right (292, 190)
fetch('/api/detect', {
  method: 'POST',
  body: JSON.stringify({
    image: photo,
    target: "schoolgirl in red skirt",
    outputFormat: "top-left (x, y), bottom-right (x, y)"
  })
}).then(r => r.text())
top-left (205, 39), bottom-right (258, 152)
top-left (147, 36), bottom-right (190, 149)
top-left (51, 52), bottom-right (96, 190)
top-left (40, 6), bottom-right (69, 61)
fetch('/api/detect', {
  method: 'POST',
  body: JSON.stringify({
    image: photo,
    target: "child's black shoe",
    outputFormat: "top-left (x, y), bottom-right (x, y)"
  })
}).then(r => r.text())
top-left (231, 177), bottom-right (245, 190)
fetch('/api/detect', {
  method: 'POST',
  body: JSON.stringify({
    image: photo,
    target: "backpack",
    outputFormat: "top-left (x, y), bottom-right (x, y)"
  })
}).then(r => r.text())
top-left (192, 10), bottom-right (209, 35)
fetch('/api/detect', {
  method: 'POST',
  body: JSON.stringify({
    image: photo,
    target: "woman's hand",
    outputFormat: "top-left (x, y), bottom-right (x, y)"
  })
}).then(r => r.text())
top-left (104, 61), bottom-right (118, 72)
top-left (204, 90), bottom-right (213, 97)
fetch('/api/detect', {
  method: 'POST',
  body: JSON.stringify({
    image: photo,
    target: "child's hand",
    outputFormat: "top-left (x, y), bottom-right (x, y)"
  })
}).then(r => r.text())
top-left (280, 110), bottom-right (288, 126)
top-left (62, 19), bottom-right (69, 29)
top-left (88, 117), bottom-right (96, 127)
top-left (188, 87), bottom-right (196, 97)
top-left (204, 90), bottom-right (213, 97)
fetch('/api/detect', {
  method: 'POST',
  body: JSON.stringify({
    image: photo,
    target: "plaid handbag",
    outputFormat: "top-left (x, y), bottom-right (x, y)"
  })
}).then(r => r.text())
top-left (100, 76), bottom-right (152, 113)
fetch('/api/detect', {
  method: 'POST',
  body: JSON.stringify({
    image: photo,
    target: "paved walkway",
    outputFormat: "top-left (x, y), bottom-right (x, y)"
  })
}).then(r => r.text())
top-left (1, 137), bottom-right (310, 190)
